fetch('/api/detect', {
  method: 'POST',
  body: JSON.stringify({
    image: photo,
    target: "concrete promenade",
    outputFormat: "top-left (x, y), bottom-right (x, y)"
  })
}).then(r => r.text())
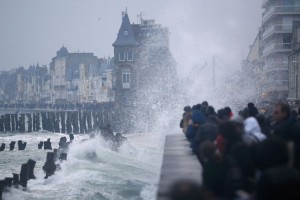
top-left (157, 133), bottom-right (202, 200)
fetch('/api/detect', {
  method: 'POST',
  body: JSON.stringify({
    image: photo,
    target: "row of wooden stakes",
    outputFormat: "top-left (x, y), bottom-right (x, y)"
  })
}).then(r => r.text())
top-left (0, 135), bottom-right (72, 200)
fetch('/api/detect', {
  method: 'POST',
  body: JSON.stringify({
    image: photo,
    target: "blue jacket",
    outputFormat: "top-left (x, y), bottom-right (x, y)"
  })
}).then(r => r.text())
top-left (186, 110), bottom-right (206, 140)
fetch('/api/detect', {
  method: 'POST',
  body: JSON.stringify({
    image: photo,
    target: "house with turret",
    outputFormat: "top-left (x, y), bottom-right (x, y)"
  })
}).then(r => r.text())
top-left (112, 11), bottom-right (177, 131)
top-left (113, 12), bottom-right (177, 105)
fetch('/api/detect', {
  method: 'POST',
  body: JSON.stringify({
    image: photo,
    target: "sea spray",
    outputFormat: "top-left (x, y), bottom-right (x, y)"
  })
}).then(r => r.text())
top-left (1, 132), bottom-right (165, 200)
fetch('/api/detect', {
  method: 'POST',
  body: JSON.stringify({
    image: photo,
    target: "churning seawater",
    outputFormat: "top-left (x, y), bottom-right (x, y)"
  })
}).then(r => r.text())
top-left (0, 131), bottom-right (165, 200)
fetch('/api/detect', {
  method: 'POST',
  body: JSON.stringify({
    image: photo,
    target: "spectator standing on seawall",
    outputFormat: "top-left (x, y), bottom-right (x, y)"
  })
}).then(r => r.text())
top-left (180, 106), bottom-right (193, 134)
top-left (271, 102), bottom-right (294, 141)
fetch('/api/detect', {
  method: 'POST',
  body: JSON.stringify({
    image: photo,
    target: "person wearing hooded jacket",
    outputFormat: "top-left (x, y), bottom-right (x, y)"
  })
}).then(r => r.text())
top-left (244, 117), bottom-right (267, 144)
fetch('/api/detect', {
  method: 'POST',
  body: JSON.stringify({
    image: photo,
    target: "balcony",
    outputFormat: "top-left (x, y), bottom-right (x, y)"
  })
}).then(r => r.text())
top-left (262, 43), bottom-right (292, 56)
top-left (262, 0), bottom-right (272, 9)
top-left (262, 24), bottom-right (293, 40)
top-left (263, 62), bottom-right (288, 72)
top-left (263, 80), bottom-right (289, 93)
top-left (262, 5), bottom-right (300, 24)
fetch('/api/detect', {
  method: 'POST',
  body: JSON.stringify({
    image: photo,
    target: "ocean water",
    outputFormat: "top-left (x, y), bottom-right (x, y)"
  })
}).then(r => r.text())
top-left (0, 131), bottom-right (165, 200)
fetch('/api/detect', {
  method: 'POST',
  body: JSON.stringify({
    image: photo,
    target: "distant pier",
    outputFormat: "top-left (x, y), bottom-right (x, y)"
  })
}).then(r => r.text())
top-left (0, 106), bottom-right (113, 134)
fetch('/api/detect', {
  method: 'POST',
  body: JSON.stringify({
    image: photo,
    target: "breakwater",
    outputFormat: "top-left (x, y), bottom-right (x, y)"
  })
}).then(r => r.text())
top-left (0, 109), bottom-right (113, 135)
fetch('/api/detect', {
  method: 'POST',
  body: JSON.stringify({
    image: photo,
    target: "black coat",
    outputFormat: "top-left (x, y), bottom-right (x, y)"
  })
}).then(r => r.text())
top-left (272, 119), bottom-right (294, 141)
top-left (192, 122), bottom-right (218, 154)
top-left (293, 121), bottom-right (300, 170)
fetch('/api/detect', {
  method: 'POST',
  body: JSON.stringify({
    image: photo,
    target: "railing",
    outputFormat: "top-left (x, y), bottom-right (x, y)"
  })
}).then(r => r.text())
top-left (262, 0), bottom-right (271, 8)
top-left (264, 80), bottom-right (289, 90)
top-left (293, 42), bottom-right (300, 51)
top-left (263, 62), bottom-right (288, 71)
top-left (262, 24), bottom-right (293, 39)
top-left (262, 43), bottom-right (292, 55)
top-left (275, 5), bottom-right (300, 12)
top-left (262, 7), bottom-right (275, 22)
top-left (262, 5), bottom-right (300, 23)
top-left (262, 25), bottom-right (275, 38)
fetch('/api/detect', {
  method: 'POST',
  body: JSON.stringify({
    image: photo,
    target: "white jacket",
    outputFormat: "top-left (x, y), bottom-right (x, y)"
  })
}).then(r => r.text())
top-left (244, 117), bottom-right (267, 143)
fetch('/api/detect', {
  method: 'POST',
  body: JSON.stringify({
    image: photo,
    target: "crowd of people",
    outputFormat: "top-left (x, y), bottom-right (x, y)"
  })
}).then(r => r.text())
top-left (176, 101), bottom-right (300, 200)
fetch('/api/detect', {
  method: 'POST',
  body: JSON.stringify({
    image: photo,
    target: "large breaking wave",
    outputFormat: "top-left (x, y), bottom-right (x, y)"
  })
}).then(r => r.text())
top-left (0, 132), bottom-right (165, 200)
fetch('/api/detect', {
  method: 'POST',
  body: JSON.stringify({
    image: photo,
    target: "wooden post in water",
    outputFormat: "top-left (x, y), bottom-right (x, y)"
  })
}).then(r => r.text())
top-left (61, 111), bottom-right (66, 133)
top-left (41, 112), bottom-right (46, 131)
top-left (48, 112), bottom-right (54, 132)
top-left (11, 114), bottom-right (15, 132)
top-left (27, 113), bottom-right (32, 133)
top-left (72, 111), bottom-right (79, 134)
top-left (4, 114), bottom-right (11, 132)
top-left (54, 112), bottom-right (60, 133)
top-left (15, 114), bottom-right (19, 132)
top-left (32, 113), bottom-right (36, 132)
top-left (79, 111), bottom-right (84, 134)
top-left (19, 163), bottom-right (29, 188)
top-left (66, 112), bottom-right (72, 134)
top-left (0, 115), bottom-right (4, 132)
top-left (19, 114), bottom-right (25, 132)
top-left (87, 111), bottom-right (92, 133)
top-left (36, 113), bottom-right (41, 131)
top-left (92, 111), bottom-right (98, 131)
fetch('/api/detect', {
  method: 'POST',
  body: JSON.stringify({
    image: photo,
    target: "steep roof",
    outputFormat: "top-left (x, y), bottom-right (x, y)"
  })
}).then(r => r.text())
top-left (57, 46), bottom-right (69, 57)
top-left (113, 13), bottom-right (138, 47)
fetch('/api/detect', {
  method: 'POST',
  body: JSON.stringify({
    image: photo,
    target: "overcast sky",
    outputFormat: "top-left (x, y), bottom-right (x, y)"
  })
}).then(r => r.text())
top-left (0, 0), bottom-right (262, 76)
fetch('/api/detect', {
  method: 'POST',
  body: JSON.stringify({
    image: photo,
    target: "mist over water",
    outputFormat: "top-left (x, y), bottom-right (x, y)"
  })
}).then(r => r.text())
top-left (156, 0), bottom-right (261, 110)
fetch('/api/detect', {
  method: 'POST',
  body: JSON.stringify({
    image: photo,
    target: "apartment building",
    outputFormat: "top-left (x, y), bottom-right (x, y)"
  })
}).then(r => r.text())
top-left (260, 0), bottom-right (300, 99)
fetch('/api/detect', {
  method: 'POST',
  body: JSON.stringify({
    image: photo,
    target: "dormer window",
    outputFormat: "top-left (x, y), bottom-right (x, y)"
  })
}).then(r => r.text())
top-left (124, 31), bottom-right (128, 36)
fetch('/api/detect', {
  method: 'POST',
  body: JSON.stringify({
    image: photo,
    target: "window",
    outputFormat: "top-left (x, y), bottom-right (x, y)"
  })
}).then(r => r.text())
top-left (119, 52), bottom-right (125, 61)
top-left (122, 73), bottom-right (130, 83)
top-left (127, 52), bottom-right (133, 61)
top-left (124, 31), bottom-right (128, 36)
top-left (283, 0), bottom-right (293, 6)
top-left (88, 96), bottom-right (94, 101)
top-left (102, 77), bottom-right (107, 87)
top-left (283, 33), bottom-right (292, 44)
top-left (122, 70), bottom-right (130, 89)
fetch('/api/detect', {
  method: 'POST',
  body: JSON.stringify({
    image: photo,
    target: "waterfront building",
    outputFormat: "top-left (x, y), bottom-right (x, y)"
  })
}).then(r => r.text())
top-left (50, 46), bottom-right (114, 103)
top-left (260, 0), bottom-right (300, 99)
top-left (242, 34), bottom-right (265, 100)
top-left (112, 11), bottom-right (177, 131)
top-left (113, 12), bottom-right (177, 107)
top-left (288, 21), bottom-right (300, 99)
